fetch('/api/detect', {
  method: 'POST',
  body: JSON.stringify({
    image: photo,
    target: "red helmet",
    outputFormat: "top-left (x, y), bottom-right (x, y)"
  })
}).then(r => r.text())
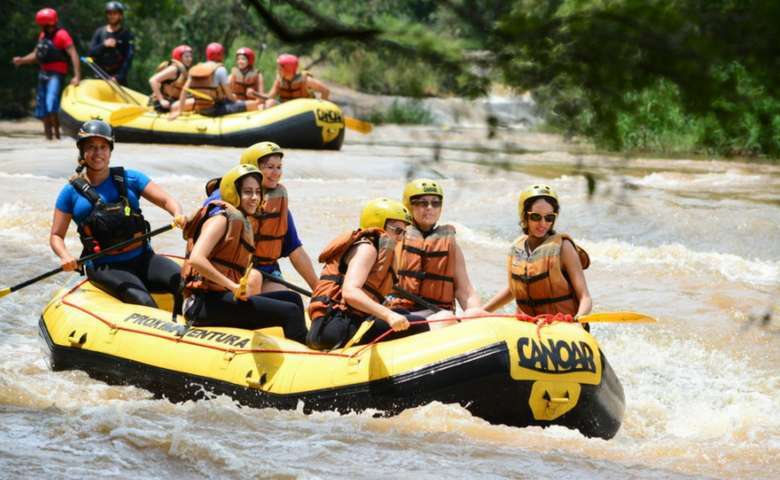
top-left (171, 45), bottom-right (193, 62)
top-left (277, 54), bottom-right (299, 75)
top-left (205, 42), bottom-right (225, 62)
top-left (35, 8), bottom-right (58, 27)
top-left (236, 47), bottom-right (255, 67)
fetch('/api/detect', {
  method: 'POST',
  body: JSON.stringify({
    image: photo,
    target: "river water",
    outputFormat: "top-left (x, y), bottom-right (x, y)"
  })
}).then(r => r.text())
top-left (0, 124), bottom-right (778, 479)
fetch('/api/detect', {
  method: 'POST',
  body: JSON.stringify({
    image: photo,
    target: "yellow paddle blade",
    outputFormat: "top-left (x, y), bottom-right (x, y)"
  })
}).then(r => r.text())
top-left (578, 311), bottom-right (656, 323)
top-left (233, 263), bottom-right (253, 301)
top-left (0, 287), bottom-right (10, 299)
top-left (342, 320), bottom-right (375, 350)
top-left (109, 106), bottom-right (148, 126)
top-left (344, 116), bottom-right (373, 134)
top-left (184, 87), bottom-right (214, 101)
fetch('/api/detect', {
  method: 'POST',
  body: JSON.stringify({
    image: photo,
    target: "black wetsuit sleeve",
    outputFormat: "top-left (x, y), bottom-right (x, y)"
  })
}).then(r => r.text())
top-left (117, 29), bottom-right (134, 83)
top-left (88, 27), bottom-right (106, 57)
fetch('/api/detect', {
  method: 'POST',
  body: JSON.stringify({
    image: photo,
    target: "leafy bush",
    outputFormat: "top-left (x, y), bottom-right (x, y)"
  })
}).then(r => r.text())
top-left (367, 99), bottom-right (434, 125)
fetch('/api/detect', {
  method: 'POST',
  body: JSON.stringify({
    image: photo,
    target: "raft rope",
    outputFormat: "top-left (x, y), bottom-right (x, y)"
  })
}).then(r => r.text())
top-left (57, 280), bottom-right (351, 358)
top-left (350, 312), bottom-right (577, 357)
top-left (56, 280), bottom-right (576, 360)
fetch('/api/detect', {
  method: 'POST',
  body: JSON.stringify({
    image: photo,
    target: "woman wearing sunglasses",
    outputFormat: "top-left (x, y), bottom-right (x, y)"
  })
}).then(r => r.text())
top-left (387, 179), bottom-right (485, 328)
top-left (484, 184), bottom-right (592, 320)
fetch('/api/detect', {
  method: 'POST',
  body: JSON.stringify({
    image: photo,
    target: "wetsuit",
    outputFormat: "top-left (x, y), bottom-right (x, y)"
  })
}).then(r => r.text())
top-left (88, 25), bottom-right (134, 85)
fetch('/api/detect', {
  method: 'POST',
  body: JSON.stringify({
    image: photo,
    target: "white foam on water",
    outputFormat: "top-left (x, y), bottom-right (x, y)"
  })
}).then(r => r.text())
top-left (144, 173), bottom-right (204, 185)
top-left (0, 171), bottom-right (57, 181)
top-left (449, 223), bottom-right (779, 287)
top-left (591, 239), bottom-right (780, 287)
top-left (633, 169), bottom-right (769, 191)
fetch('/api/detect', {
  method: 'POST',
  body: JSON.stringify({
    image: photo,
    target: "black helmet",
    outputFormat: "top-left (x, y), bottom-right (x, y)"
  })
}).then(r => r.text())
top-left (105, 1), bottom-right (125, 13)
top-left (77, 120), bottom-right (114, 151)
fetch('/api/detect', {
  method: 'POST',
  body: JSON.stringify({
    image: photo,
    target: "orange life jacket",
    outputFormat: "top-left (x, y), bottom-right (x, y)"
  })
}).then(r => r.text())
top-left (389, 224), bottom-right (457, 311)
top-left (308, 228), bottom-right (396, 321)
top-left (252, 184), bottom-right (288, 266)
top-left (277, 73), bottom-right (312, 102)
top-left (230, 67), bottom-right (259, 100)
top-left (156, 59), bottom-right (188, 102)
top-left (188, 61), bottom-right (227, 112)
top-left (181, 201), bottom-right (256, 297)
top-left (508, 233), bottom-right (590, 316)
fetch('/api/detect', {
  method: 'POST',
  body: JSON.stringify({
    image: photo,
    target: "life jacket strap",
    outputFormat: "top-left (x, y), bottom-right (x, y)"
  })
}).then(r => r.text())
top-left (516, 293), bottom-right (574, 307)
top-left (397, 269), bottom-right (454, 283)
top-left (402, 245), bottom-right (448, 258)
top-left (511, 271), bottom-right (550, 284)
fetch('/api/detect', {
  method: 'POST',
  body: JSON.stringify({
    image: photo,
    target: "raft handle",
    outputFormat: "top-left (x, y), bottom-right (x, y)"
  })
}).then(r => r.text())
top-left (245, 370), bottom-right (266, 388)
top-left (543, 390), bottom-right (570, 404)
top-left (68, 330), bottom-right (87, 346)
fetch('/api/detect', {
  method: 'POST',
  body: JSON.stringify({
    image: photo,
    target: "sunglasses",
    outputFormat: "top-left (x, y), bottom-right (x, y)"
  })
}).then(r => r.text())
top-left (410, 199), bottom-right (442, 208)
top-left (527, 212), bottom-right (557, 223)
top-left (385, 224), bottom-right (407, 235)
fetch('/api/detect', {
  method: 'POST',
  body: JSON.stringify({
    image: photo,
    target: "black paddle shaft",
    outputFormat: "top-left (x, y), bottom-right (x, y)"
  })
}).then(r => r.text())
top-left (392, 286), bottom-right (442, 312)
top-left (260, 271), bottom-right (313, 297)
top-left (5, 224), bottom-right (173, 295)
top-left (80, 57), bottom-right (140, 106)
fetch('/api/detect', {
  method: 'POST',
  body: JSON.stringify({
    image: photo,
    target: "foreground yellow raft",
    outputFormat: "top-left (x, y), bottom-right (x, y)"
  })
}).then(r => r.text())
top-left (58, 79), bottom-right (345, 149)
top-left (39, 280), bottom-right (625, 439)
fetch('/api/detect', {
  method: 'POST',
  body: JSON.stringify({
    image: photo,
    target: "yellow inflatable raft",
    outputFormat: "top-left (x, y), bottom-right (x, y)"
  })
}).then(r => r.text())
top-left (39, 279), bottom-right (625, 439)
top-left (58, 80), bottom-right (345, 149)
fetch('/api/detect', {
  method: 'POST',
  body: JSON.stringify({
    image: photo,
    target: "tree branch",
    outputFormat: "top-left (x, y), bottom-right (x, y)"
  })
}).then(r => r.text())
top-left (243, 0), bottom-right (382, 43)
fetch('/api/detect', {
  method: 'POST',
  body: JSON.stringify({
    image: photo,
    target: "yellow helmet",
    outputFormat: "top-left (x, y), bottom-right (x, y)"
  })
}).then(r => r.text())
top-left (402, 178), bottom-right (444, 210)
top-left (220, 164), bottom-right (263, 208)
top-left (518, 184), bottom-right (559, 218)
top-left (359, 197), bottom-right (412, 230)
top-left (240, 141), bottom-right (284, 167)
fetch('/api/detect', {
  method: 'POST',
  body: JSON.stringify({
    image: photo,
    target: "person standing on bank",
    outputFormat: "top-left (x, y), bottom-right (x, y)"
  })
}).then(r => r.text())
top-left (50, 120), bottom-right (186, 308)
top-left (484, 184), bottom-right (592, 321)
top-left (387, 179), bottom-right (485, 328)
top-left (87, 1), bottom-right (134, 86)
top-left (307, 198), bottom-right (430, 351)
top-left (11, 8), bottom-right (81, 140)
top-left (181, 165), bottom-right (308, 342)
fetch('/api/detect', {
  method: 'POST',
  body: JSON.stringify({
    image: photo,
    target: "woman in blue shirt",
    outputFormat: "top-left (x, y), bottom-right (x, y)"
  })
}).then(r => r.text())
top-left (50, 120), bottom-right (185, 308)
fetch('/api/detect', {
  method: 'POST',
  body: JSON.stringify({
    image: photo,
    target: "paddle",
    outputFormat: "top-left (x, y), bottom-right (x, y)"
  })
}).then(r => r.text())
top-left (109, 105), bottom-right (149, 126)
top-left (234, 261), bottom-right (253, 301)
top-left (0, 224), bottom-right (174, 299)
top-left (394, 285), bottom-right (655, 324)
top-left (392, 286), bottom-right (442, 313)
top-left (576, 311), bottom-right (656, 324)
top-left (341, 320), bottom-right (375, 350)
top-left (344, 116), bottom-right (373, 134)
top-left (81, 56), bottom-right (140, 106)
top-left (184, 87), bottom-right (213, 101)
top-left (259, 270), bottom-right (312, 297)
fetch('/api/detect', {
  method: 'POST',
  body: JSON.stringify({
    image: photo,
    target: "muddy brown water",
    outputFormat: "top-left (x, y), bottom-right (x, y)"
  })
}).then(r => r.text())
top-left (1, 124), bottom-right (778, 479)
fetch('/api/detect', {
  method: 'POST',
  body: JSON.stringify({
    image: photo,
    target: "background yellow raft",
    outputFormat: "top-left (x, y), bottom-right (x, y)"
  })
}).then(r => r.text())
top-left (58, 80), bottom-right (345, 149)
top-left (40, 280), bottom-right (625, 439)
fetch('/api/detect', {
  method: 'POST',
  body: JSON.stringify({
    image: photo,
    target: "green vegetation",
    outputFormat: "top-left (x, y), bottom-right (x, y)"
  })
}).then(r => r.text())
top-left (367, 100), bottom-right (434, 126)
top-left (2, 1), bottom-right (780, 157)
